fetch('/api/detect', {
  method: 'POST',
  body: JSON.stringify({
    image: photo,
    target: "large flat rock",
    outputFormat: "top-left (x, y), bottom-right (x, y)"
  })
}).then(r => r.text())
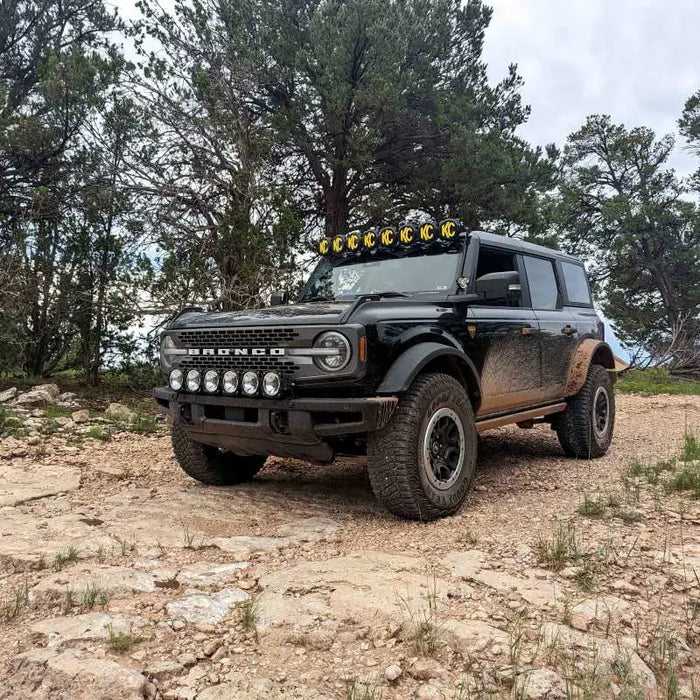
top-left (32, 564), bottom-right (158, 601)
top-left (166, 587), bottom-right (249, 625)
top-left (3, 648), bottom-right (150, 700)
top-left (0, 463), bottom-right (81, 506)
top-left (257, 551), bottom-right (455, 629)
top-left (0, 508), bottom-right (117, 570)
top-left (31, 612), bottom-right (139, 648)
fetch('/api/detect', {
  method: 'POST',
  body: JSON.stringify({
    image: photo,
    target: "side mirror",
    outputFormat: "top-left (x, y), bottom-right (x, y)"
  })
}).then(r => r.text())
top-left (475, 271), bottom-right (521, 306)
top-left (269, 290), bottom-right (289, 306)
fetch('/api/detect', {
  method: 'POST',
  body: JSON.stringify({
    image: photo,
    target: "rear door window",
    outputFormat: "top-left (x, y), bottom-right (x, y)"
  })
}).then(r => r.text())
top-left (523, 256), bottom-right (559, 310)
top-left (561, 262), bottom-right (592, 305)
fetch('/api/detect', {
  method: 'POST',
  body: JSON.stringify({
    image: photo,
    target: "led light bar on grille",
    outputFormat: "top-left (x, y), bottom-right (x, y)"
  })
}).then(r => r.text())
top-left (317, 218), bottom-right (463, 256)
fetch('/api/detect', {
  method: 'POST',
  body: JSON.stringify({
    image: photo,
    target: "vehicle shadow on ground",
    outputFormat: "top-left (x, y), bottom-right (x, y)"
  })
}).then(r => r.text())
top-left (210, 427), bottom-right (568, 517)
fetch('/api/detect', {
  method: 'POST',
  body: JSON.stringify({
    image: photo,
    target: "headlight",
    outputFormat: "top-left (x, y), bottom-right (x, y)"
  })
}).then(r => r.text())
top-left (186, 369), bottom-right (201, 392)
top-left (313, 331), bottom-right (351, 372)
top-left (169, 369), bottom-right (184, 391)
top-left (160, 334), bottom-right (181, 372)
top-left (222, 371), bottom-right (238, 394)
top-left (262, 372), bottom-right (281, 397)
top-left (203, 370), bottom-right (219, 393)
top-left (242, 371), bottom-right (259, 395)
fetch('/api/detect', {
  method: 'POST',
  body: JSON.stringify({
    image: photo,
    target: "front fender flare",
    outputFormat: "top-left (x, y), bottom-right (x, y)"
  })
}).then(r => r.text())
top-left (377, 341), bottom-right (480, 396)
top-left (564, 339), bottom-right (617, 396)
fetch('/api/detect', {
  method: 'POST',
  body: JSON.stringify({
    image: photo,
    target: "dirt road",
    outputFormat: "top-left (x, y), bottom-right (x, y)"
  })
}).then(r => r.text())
top-left (1, 393), bottom-right (700, 699)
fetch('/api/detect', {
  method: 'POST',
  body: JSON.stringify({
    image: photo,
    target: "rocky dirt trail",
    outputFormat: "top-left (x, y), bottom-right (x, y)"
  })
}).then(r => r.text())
top-left (1, 389), bottom-right (700, 699)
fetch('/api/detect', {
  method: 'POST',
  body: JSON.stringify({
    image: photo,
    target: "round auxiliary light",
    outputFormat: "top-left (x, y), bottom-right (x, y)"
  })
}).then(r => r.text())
top-left (169, 368), bottom-right (184, 391)
top-left (419, 221), bottom-right (436, 242)
top-left (345, 230), bottom-right (361, 252)
top-left (331, 235), bottom-right (345, 254)
top-left (222, 370), bottom-right (239, 394)
top-left (362, 228), bottom-right (378, 250)
top-left (242, 371), bottom-right (259, 396)
top-left (317, 237), bottom-right (331, 256)
top-left (203, 369), bottom-right (219, 393)
top-left (439, 218), bottom-right (458, 240)
top-left (186, 369), bottom-right (201, 392)
top-left (379, 226), bottom-right (396, 247)
top-left (313, 331), bottom-right (351, 372)
top-left (262, 372), bottom-right (281, 397)
top-left (399, 223), bottom-right (415, 245)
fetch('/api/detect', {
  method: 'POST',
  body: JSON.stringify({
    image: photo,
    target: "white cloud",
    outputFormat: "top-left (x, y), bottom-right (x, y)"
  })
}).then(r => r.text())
top-left (484, 0), bottom-right (700, 174)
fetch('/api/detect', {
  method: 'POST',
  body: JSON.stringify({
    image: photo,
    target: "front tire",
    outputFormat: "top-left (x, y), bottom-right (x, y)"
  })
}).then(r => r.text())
top-left (367, 373), bottom-right (477, 521)
top-left (171, 424), bottom-right (267, 485)
top-left (555, 364), bottom-right (615, 458)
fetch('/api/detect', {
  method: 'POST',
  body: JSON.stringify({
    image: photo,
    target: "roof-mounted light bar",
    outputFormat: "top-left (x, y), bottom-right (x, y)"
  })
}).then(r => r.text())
top-left (316, 219), bottom-right (464, 257)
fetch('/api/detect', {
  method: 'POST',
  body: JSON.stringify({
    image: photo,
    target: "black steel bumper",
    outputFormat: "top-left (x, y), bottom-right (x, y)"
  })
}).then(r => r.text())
top-left (153, 387), bottom-right (397, 462)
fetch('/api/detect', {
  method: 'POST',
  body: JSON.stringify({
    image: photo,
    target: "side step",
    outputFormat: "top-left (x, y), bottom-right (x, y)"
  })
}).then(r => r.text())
top-left (475, 402), bottom-right (566, 433)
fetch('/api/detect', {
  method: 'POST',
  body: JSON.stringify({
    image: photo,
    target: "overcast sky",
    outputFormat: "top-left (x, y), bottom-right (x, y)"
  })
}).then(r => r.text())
top-left (483, 0), bottom-right (700, 175)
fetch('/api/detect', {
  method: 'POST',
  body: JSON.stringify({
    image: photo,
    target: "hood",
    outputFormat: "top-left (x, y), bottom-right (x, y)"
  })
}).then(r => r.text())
top-left (168, 302), bottom-right (352, 329)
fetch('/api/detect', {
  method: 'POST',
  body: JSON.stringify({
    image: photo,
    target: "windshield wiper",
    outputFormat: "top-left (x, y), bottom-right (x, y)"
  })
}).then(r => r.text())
top-left (373, 291), bottom-right (410, 299)
top-left (303, 294), bottom-right (335, 303)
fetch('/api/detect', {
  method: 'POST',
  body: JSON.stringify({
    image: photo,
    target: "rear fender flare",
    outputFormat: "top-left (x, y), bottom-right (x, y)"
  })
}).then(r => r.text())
top-left (565, 339), bottom-right (617, 396)
top-left (377, 341), bottom-right (481, 398)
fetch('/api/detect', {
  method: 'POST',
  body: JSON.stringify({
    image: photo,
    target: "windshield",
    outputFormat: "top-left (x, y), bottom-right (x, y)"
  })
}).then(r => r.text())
top-left (299, 247), bottom-right (463, 302)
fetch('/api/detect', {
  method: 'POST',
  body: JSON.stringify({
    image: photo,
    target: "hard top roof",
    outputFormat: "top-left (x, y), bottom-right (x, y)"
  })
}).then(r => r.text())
top-left (470, 230), bottom-right (582, 263)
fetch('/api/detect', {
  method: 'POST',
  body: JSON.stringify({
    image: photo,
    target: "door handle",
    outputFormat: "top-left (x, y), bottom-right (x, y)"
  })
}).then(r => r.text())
top-left (521, 325), bottom-right (537, 335)
top-left (561, 325), bottom-right (576, 336)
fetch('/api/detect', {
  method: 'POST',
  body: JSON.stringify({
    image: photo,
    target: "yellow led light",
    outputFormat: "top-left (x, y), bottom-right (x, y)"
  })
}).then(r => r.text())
top-left (332, 235), bottom-right (345, 254)
top-left (399, 224), bottom-right (415, 244)
top-left (439, 219), bottom-right (457, 239)
top-left (379, 226), bottom-right (396, 246)
top-left (346, 231), bottom-right (361, 252)
top-left (419, 222), bottom-right (436, 242)
top-left (318, 238), bottom-right (331, 255)
top-left (363, 229), bottom-right (377, 249)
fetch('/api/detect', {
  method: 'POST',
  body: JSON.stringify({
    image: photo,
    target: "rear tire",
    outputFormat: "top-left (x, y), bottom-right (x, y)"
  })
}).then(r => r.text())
top-left (367, 373), bottom-right (477, 521)
top-left (171, 424), bottom-right (267, 485)
top-left (555, 364), bottom-right (615, 458)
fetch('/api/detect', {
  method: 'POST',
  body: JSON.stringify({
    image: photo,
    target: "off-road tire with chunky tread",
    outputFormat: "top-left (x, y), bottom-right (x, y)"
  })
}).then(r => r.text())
top-left (555, 363), bottom-right (615, 458)
top-left (367, 372), bottom-right (477, 521)
top-left (171, 424), bottom-right (266, 485)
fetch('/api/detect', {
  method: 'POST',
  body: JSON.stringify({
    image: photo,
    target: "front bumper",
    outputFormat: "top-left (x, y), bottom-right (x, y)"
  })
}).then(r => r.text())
top-left (153, 387), bottom-right (397, 462)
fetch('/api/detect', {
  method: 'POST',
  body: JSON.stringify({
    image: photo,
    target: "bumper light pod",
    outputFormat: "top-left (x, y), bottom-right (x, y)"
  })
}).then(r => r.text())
top-left (185, 369), bottom-right (201, 392)
top-left (242, 371), bottom-right (259, 396)
top-left (169, 368), bottom-right (184, 391)
top-left (222, 370), bottom-right (238, 394)
top-left (203, 370), bottom-right (219, 393)
top-left (262, 372), bottom-right (281, 397)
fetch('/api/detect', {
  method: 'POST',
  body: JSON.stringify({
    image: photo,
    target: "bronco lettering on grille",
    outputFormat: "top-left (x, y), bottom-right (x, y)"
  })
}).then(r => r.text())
top-left (187, 348), bottom-right (286, 357)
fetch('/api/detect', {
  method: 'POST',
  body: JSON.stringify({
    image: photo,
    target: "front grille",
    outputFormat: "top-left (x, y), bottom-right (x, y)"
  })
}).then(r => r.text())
top-left (175, 328), bottom-right (298, 348)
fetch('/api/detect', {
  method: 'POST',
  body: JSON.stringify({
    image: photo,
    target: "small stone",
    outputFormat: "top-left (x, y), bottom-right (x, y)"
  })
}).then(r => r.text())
top-left (35, 383), bottom-right (60, 398)
top-left (172, 620), bottom-right (186, 631)
top-left (55, 416), bottom-right (72, 427)
top-left (177, 653), bottom-right (197, 667)
top-left (105, 402), bottom-right (135, 423)
top-left (58, 392), bottom-right (77, 402)
top-left (410, 657), bottom-right (445, 681)
top-left (385, 664), bottom-right (402, 682)
top-left (211, 646), bottom-right (227, 663)
top-left (26, 436), bottom-right (41, 446)
top-left (147, 660), bottom-right (185, 680)
top-left (72, 409), bottom-right (90, 423)
top-left (203, 640), bottom-right (221, 657)
top-left (416, 682), bottom-right (444, 700)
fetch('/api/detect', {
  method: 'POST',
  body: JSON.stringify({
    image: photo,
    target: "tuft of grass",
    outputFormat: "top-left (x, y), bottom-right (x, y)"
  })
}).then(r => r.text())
top-left (82, 581), bottom-right (108, 609)
top-left (240, 597), bottom-right (258, 636)
top-left (86, 425), bottom-right (111, 441)
top-left (613, 507), bottom-right (643, 524)
top-left (53, 545), bottom-right (79, 571)
top-left (681, 432), bottom-right (700, 463)
top-left (44, 405), bottom-right (72, 419)
top-left (1, 582), bottom-right (30, 623)
top-left (62, 587), bottom-right (75, 614)
top-left (345, 679), bottom-right (383, 700)
top-left (0, 407), bottom-right (27, 438)
top-left (534, 522), bottom-right (581, 572)
top-left (399, 574), bottom-right (443, 656)
top-left (573, 559), bottom-right (598, 593)
top-left (105, 623), bottom-right (142, 652)
top-left (616, 368), bottom-right (700, 396)
top-left (577, 492), bottom-right (606, 518)
top-left (129, 413), bottom-right (159, 433)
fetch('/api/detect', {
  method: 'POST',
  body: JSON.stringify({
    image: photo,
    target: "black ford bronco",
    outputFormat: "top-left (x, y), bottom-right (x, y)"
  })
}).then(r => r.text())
top-left (154, 221), bottom-right (618, 521)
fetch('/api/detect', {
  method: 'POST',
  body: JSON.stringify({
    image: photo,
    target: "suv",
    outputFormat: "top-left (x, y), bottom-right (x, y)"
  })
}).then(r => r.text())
top-left (154, 221), bottom-right (618, 521)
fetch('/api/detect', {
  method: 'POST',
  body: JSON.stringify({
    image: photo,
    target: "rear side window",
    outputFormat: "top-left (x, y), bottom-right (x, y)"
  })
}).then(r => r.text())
top-left (561, 262), bottom-right (592, 305)
top-left (523, 256), bottom-right (558, 310)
